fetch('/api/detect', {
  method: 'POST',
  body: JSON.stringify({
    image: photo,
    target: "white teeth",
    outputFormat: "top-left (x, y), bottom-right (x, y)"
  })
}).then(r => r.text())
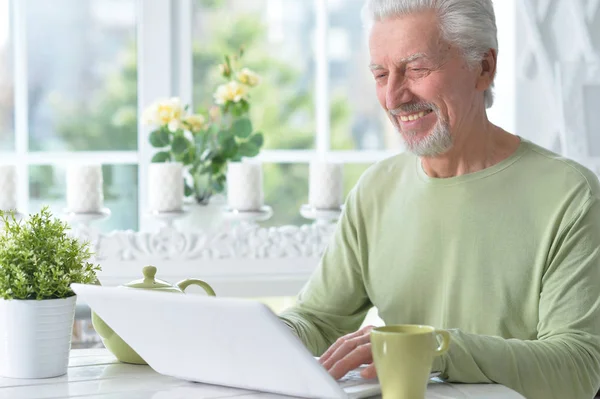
top-left (399, 110), bottom-right (429, 122)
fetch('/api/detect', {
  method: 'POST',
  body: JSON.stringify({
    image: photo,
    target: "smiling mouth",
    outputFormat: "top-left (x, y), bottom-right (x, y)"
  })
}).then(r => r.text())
top-left (398, 109), bottom-right (433, 122)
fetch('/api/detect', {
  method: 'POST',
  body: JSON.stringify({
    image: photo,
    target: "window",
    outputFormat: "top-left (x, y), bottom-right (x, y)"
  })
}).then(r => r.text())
top-left (192, 0), bottom-right (316, 151)
top-left (3, 0), bottom-right (518, 231)
top-left (328, 0), bottom-right (399, 151)
top-left (0, 0), bottom-right (13, 151)
top-left (29, 164), bottom-right (138, 232)
top-left (26, 0), bottom-right (137, 152)
top-left (4, 0), bottom-right (138, 231)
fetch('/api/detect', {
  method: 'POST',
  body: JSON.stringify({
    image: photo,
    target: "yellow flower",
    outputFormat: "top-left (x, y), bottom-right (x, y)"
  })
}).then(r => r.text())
top-left (236, 68), bottom-right (260, 87)
top-left (184, 114), bottom-right (206, 132)
top-left (142, 97), bottom-right (184, 127)
top-left (214, 81), bottom-right (249, 105)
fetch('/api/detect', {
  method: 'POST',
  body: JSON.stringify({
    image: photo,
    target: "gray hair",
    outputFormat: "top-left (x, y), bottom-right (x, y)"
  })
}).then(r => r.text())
top-left (362, 0), bottom-right (498, 108)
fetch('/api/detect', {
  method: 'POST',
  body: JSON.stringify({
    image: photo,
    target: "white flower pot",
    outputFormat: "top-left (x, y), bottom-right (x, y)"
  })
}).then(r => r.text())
top-left (0, 295), bottom-right (77, 379)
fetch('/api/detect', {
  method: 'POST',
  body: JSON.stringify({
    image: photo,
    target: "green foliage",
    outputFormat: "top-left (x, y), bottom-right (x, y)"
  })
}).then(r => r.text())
top-left (0, 207), bottom-right (101, 300)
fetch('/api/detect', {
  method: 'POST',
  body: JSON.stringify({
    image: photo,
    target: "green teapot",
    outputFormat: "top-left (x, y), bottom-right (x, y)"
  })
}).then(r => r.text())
top-left (91, 265), bottom-right (216, 365)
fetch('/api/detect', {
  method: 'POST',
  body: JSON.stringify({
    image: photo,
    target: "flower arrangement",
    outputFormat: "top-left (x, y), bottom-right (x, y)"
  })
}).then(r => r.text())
top-left (143, 49), bottom-right (264, 204)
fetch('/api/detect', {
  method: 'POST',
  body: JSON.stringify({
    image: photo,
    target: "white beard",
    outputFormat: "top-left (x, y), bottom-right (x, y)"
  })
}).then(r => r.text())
top-left (390, 109), bottom-right (453, 157)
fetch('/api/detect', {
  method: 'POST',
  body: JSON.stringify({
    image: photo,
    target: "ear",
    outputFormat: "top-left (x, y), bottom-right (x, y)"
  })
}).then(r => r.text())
top-left (475, 49), bottom-right (497, 92)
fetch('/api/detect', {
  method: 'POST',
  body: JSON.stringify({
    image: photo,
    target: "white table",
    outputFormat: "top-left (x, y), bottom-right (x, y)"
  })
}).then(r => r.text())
top-left (0, 349), bottom-right (525, 399)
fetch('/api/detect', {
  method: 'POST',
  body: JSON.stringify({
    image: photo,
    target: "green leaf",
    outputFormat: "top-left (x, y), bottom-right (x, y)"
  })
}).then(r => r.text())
top-left (185, 149), bottom-right (196, 164)
top-left (218, 128), bottom-right (233, 145)
top-left (240, 100), bottom-right (250, 113)
top-left (151, 151), bottom-right (171, 162)
top-left (211, 156), bottom-right (227, 172)
top-left (195, 133), bottom-right (206, 151)
top-left (231, 104), bottom-right (245, 118)
top-left (176, 149), bottom-right (195, 165)
top-left (184, 180), bottom-right (194, 197)
top-left (211, 176), bottom-right (225, 193)
top-left (149, 129), bottom-right (170, 147)
top-left (200, 149), bottom-right (216, 162)
top-left (171, 135), bottom-right (190, 155)
top-left (238, 142), bottom-right (260, 157)
top-left (207, 124), bottom-right (220, 137)
top-left (232, 118), bottom-right (252, 138)
top-left (248, 132), bottom-right (264, 148)
top-left (221, 136), bottom-right (238, 158)
top-left (211, 163), bottom-right (222, 175)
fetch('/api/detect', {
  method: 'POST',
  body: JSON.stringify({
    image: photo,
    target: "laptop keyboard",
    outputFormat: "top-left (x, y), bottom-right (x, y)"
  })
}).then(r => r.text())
top-left (338, 368), bottom-right (441, 388)
top-left (339, 368), bottom-right (377, 387)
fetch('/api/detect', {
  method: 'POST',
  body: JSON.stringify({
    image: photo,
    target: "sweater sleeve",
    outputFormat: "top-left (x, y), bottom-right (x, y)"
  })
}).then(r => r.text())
top-left (279, 187), bottom-right (372, 356)
top-left (432, 196), bottom-right (600, 399)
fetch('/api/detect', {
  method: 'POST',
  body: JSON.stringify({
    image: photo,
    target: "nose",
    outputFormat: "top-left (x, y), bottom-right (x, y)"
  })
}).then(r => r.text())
top-left (386, 73), bottom-right (413, 111)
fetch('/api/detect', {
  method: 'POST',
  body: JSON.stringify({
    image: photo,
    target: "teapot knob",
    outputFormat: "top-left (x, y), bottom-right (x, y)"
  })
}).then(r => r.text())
top-left (142, 266), bottom-right (157, 280)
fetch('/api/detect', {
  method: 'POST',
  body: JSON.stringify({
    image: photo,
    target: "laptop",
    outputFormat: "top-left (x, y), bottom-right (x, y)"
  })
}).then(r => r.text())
top-left (71, 284), bottom-right (438, 399)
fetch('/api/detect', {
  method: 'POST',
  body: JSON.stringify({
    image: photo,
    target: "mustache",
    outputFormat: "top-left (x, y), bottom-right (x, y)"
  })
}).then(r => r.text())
top-left (389, 102), bottom-right (437, 115)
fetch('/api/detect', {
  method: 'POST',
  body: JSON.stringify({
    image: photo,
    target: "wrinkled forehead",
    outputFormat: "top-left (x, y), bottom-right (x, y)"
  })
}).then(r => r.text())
top-left (368, 13), bottom-right (450, 66)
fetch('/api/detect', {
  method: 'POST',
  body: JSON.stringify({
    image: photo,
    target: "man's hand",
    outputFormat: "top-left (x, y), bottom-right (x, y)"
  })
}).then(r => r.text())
top-left (318, 325), bottom-right (377, 380)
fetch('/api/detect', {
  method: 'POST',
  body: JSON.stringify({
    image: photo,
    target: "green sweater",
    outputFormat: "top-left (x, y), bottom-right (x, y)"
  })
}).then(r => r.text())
top-left (279, 139), bottom-right (600, 399)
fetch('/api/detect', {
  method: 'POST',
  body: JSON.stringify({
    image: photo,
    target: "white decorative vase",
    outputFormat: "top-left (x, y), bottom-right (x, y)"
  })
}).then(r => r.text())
top-left (0, 296), bottom-right (77, 379)
top-left (175, 194), bottom-right (227, 232)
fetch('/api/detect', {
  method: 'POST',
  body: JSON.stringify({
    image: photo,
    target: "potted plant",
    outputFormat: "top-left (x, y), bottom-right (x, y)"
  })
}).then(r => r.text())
top-left (143, 49), bottom-right (264, 208)
top-left (0, 207), bottom-right (100, 379)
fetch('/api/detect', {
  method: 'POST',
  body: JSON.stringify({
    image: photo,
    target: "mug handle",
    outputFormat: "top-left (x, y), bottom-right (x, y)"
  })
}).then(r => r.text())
top-left (176, 279), bottom-right (216, 296)
top-left (434, 330), bottom-right (450, 356)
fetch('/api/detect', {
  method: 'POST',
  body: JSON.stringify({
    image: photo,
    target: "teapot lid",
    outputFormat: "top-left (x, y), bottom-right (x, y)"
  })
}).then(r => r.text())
top-left (124, 266), bottom-right (180, 291)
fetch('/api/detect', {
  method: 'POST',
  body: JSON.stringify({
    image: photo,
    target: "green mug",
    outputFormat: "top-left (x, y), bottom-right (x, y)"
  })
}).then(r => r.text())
top-left (370, 325), bottom-right (450, 399)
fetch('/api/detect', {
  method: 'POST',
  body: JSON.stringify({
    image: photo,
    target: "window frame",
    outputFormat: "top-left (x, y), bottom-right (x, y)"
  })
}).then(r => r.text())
top-left (5, 0), bottom-right (516, 231)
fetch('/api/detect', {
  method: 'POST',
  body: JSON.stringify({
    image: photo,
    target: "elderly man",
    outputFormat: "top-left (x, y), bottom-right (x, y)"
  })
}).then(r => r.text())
top-left (279, 1), bottom-right (600, 398)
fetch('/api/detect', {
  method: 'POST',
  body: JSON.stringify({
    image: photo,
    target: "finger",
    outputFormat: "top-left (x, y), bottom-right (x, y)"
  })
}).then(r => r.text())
top-left (360, 363), bottom-right (377, 379)
top-left (322, 333), bottom-right (371, 370)
top-left (320, 327), bottom-right (369, 364)
top-left (319, 326), bottom-right (372, 364)
top-left (329, 342), bottom-right (373, 380)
